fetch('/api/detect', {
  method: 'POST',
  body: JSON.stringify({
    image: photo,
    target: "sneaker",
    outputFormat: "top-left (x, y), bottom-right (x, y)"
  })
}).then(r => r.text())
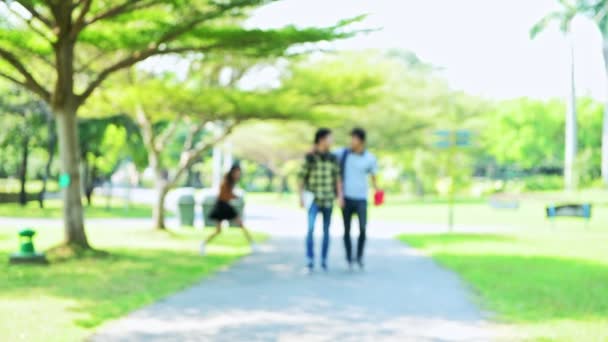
top-left (307, 260), bottom-right (314, 272)
top-left (199, 242), bottom-right (206, 256)
top-left (357, 260), bottom-right (364, 270)
top-left (321, 262), bottom-right (328, 272)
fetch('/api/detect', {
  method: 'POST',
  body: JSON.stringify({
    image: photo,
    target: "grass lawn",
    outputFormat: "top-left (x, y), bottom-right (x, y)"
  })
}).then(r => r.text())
top-left (398, 232), bottom-right (608, 341)
top-left (0, 197), bottom-right (157, 219)
top-left (0, 225), bottom-right (265, 342)
top-left (371, 189), bottom-right (608, 231)
top-left (0, 178), bottom-right (59, 194)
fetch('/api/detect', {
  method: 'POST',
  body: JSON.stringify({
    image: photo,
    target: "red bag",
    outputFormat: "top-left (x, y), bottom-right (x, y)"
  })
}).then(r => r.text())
top-left (374, 190), bottom-right (385, 206)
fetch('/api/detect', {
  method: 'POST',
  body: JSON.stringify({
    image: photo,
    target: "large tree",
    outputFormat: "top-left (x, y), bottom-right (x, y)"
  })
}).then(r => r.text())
top-left (0, 0), bottom-right (355, 248)
top-left (531, 1), bottom-right (580, 190)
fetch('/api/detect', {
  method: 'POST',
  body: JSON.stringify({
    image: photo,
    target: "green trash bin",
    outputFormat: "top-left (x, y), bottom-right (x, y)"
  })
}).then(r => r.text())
top-left (202, 196), bottom-right (245, 227)
top-left (9, 228), bottom-right (47, 264)
top-left (177, 194), bottom-right (195, 227)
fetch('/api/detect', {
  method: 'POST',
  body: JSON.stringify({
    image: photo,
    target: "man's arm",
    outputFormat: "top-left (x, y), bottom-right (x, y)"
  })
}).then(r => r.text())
top-left (334, 158), bottom-right (345, 208)
top-left (370, 154), bottom-right (380, 191)
top-left (297, 182), bottom-right (306, 208)
top-left (336, 176), bottom-right (344, 208)
top-left (297, 156), bottom-right (309, 208)
top-left (371, 174), bottom-right (379, 191)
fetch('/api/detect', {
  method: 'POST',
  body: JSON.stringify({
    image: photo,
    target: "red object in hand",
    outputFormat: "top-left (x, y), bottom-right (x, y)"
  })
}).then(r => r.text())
top-left (374, 190), bottom-right (385, 206)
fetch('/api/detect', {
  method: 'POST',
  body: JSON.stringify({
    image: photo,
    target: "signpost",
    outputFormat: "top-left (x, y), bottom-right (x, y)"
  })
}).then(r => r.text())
top-left (434, 129), bottom-right (472, 232)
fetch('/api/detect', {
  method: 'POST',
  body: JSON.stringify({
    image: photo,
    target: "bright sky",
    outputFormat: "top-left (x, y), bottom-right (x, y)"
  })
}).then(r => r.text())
top-left (247, 0), bottom-right (607, 100)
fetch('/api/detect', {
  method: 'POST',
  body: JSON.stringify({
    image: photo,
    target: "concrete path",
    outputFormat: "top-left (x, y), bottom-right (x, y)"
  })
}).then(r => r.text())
top-left (93, 237), bottom-right (498, 341)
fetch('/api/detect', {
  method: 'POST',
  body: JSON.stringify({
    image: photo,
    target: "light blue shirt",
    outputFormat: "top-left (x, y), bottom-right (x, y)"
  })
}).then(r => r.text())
top-left (335, 148), bottom-right (378, 200)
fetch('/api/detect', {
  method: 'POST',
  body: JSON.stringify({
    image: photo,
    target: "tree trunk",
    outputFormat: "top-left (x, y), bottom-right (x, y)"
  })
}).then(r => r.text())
top-left (601, 40), bottom-right (608, 186)
top-left (105, 180), bottom-right (113, 211)
top-left (564, 39), bottom-right (578, 191)
top-left (85, 165), bottom-right (97, 207)
top-left (267, 168), bottom-right (275, 192)
top-left (136, 106), bottom-right (168, 230)
top-left (153, 183), bottom-right (168, 230)
top-left (82, 157), bottom-right (90, 205)
top-left (18, 135), bottom-right (30, 206)
top-left (39, 117), bottom-right (57, 209)
top-left (56, 110), bottom-right (89, 248)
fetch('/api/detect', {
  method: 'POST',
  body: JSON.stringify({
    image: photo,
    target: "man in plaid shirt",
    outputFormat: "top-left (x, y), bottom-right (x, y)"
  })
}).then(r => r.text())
top-left (298, 128), bottom-right (344, 271)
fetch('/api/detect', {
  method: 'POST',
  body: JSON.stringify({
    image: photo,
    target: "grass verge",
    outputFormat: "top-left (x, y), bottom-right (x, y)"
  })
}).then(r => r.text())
top-left (0, 225), bottom-right (265, 342)
top-left (398, 232), bottom-right (608, 341)
top-left (0, 197), bottom-right (156, 219)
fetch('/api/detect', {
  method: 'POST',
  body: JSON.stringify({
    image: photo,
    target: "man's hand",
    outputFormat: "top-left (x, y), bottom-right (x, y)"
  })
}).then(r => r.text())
top-left (338, 196), bottom-right (345, 209)
top-left (299, 195), bottom-right (305, 209)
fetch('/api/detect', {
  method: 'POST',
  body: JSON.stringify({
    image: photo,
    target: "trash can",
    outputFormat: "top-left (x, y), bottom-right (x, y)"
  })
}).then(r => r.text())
top-left (9, 228), bottom-right (47, 264)
top-left (177, 194), bottom-right (195, 227)
top-left (202, 196), bottom-right (245, 227)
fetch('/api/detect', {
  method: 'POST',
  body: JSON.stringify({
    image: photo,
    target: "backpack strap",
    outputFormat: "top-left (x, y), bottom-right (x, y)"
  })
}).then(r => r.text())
top-left (340, 148), bottom-right (350, 180)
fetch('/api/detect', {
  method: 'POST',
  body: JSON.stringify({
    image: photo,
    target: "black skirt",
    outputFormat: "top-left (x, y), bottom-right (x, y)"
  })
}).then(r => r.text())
top-left (209, 200), bottom-right (238, 221)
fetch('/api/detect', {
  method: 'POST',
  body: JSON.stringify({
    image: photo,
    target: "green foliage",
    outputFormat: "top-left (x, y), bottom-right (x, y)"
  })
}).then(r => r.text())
top-left (0, 83), bottom-right (51, 181)
top-left (79, 115), bottom-right (144, 178)
top-left (0, 0), bottom-right (359, 104)
top-left (521, 175), bottom-right (564, 191)
top-left (480, 97), bottom-right (603, 187)
top-left (483, 98), bottom-right (564, 170)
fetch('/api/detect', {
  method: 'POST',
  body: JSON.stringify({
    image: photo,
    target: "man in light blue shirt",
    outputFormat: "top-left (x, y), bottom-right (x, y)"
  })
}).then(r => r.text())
top-left (335, 128), bottom-right (379, 270)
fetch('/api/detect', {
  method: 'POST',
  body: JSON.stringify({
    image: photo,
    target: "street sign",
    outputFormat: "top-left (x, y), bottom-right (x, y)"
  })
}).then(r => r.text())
top-left (433, 129), bottom-right (472, 149)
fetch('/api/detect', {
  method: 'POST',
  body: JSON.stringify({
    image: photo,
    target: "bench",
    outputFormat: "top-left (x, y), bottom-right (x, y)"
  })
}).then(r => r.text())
top-left (546, 204), bottom-right (592, 227)
top-left (489, 195), bottom-right (520, 210)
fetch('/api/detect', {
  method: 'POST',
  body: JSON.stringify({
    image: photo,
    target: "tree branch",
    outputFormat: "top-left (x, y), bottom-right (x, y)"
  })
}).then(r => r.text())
top-left (169, 121), bottom-right (240, 188)
top-left (12, 0), bottom-right (54, 27)
top-left (86, 0), bottom-right (163, 26)
top-left (77, 1), bottom-right (263, 103)
top-left (76, 43), bottom-right (221, 104)
top-left (5, 3), bottom-right (53, 42)
top-left (0, 71), bottom-right (26, 88)
top-left (183, 121), bottom-right (206, 151)
top-left (72, 0), bottom-right (93, 36)
top-left (0, 47), bottom-right (51, 101)
top-left (155, 115), bottom-right (184, 151)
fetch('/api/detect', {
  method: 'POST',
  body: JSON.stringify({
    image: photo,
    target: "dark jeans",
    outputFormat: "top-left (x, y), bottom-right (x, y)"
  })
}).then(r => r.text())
top-left (342, 198), bottom-right (368, 263)
top-left (306, 203), bottom-right (333, 265)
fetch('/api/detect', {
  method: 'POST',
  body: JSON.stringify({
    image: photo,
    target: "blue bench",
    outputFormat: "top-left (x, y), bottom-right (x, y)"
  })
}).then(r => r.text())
top-left (546, 204), bottom-right (592, 227)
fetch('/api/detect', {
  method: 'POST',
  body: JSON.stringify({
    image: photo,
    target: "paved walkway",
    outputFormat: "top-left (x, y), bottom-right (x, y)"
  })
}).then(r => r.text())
top-left (93, 238), bottom-right (498, 341)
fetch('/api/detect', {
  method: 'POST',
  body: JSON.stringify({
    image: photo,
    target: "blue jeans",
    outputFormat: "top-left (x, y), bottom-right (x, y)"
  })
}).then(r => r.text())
top-left (342, 198), bottom-right (368, 263)
top-left (306, 203), bottom-right (333, 265)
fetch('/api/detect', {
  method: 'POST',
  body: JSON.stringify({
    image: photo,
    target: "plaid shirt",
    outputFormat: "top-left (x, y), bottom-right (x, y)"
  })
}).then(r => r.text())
top-left (298, 152), bottom-right (340, 208)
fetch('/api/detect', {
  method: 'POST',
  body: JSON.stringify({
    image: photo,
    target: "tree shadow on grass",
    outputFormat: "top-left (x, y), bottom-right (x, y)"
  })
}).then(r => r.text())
top-left (0, 249), bottom-right (242, 329)
top-left (432, 253), bottom-right (608, 323)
